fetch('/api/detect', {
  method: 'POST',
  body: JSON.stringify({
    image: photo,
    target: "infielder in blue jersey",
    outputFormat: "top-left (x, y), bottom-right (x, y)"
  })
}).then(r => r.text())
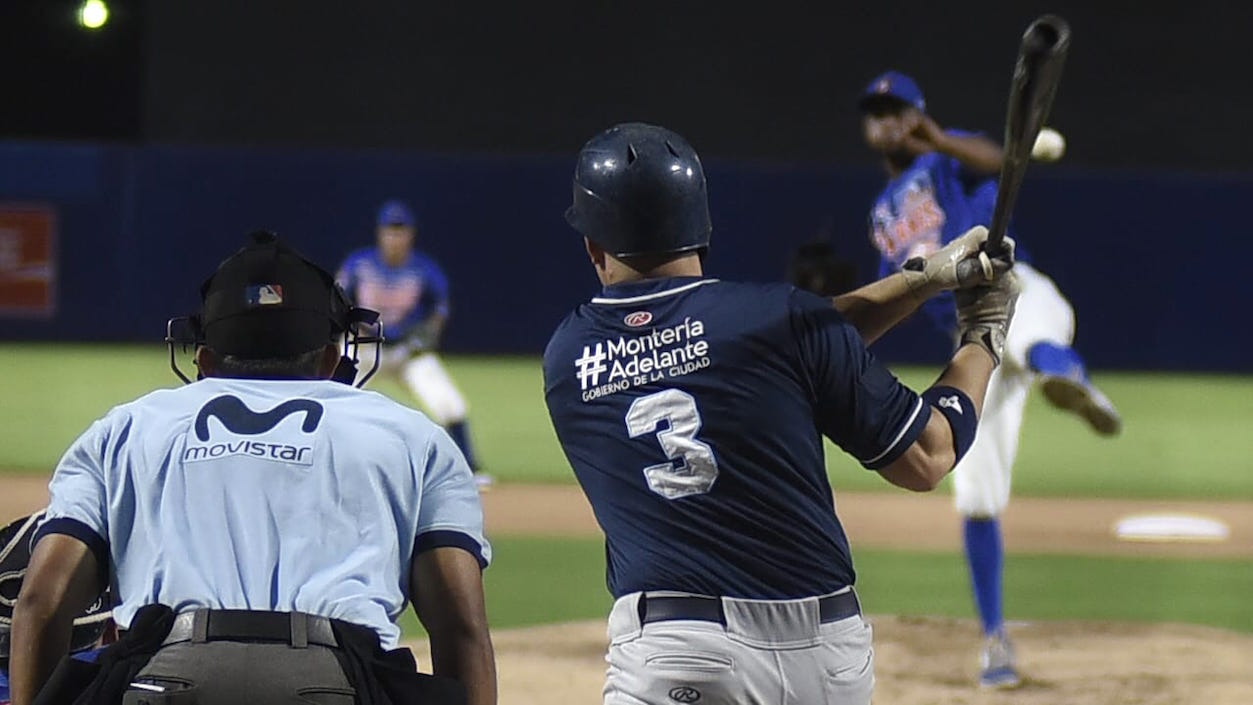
top-left (858, 70), bottom-right (1122, 688)
top-left (544, 122), bottom-right (1019, 705)
top-left (9, 232), bottom-right (495, 705)
top-left (338, 200), bottom-right (490, 488)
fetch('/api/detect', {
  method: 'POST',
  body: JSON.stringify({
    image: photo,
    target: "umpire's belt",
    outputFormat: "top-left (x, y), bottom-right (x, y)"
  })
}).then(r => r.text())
top-left (639, 589), bottom-right (860, 626)
top-left (163, 609), bottom-right (338, 648)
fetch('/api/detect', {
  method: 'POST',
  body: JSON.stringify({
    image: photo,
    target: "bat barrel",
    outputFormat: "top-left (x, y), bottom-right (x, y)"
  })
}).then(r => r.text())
top-left (986, 14), bottom-right (1071, 254)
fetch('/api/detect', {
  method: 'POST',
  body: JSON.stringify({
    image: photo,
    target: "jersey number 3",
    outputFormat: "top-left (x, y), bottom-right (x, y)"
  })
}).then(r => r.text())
top-left (625, 389), bottom-right (719, 500)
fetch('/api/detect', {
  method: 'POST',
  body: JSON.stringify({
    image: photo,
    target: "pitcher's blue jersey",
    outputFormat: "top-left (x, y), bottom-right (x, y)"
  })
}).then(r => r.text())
top-left (336, 248), bottom-right (450, 341)
top-left (869, 129), bottom-right (1029, 331)
top-left (543, 277), bottom-right (930, 599)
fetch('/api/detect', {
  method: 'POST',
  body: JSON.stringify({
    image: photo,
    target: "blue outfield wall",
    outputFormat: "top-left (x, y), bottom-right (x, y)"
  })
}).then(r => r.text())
top-left (0, 141), bottom-right (1248, 371)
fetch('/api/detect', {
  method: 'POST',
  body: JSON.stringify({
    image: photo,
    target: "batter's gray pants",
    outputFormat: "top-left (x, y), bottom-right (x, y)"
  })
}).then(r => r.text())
top-left (604, 589), bottom-right (874, 705)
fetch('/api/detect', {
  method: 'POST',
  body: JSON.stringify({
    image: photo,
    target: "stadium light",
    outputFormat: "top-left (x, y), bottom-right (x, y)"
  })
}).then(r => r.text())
top-left (78, 0), bottom-right (110, 30)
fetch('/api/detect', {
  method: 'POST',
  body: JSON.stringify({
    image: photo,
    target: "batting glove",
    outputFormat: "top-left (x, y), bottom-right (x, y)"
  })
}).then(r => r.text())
top-left (955, 269), bottom-right (1021, 366)
top-left (902, 226), bottom-right (1016, 301)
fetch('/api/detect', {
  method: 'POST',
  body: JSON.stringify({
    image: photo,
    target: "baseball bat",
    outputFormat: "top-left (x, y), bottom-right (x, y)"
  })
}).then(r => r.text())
top-left (985, 14), bottom-right (1072, 254)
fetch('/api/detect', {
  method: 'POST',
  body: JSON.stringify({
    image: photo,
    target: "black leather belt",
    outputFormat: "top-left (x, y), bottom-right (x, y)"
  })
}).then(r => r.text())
top-left (639, 590), bottom-right (860, 626)
top-left (162, 609), bottom-right (339, 648)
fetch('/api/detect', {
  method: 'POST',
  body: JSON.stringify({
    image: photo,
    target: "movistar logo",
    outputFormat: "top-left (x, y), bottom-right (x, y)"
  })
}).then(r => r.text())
top-left (194, 396), bottom-right (323, 441)
top-left (185, 395), bottom-right (322, 466)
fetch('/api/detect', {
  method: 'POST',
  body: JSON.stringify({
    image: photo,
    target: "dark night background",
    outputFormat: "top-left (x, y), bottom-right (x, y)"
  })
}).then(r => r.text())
top-left (1, 1), bottom-right (1249, 369)
top-left (4, 1), bottom-right (1250, 169)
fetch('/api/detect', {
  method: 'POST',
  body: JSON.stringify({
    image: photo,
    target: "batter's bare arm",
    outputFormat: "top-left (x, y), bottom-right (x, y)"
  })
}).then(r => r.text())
top-left (831, 274), bottom-right (918, 345)
top-left (878, 346), bottom-right (995, 490)
top-left (878, 270), bottom-right (1019, 491)
top-left (833, 226), bottom-right (1012, 344)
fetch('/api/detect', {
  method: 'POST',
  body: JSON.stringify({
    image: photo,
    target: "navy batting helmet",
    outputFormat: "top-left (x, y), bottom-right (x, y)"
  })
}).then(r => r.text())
top-left (565, 122), bottom-right (712, 258)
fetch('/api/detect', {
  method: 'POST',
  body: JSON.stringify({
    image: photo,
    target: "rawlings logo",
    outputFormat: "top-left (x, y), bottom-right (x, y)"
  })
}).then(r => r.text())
top-left (624, 311), bottom-right (653, 327)
top-left (669, 686), bottom-right (701, 703)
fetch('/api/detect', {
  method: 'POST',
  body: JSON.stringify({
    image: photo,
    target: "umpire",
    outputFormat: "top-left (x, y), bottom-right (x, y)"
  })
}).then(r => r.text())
top-left (9, 232), bottom-right (496, 705)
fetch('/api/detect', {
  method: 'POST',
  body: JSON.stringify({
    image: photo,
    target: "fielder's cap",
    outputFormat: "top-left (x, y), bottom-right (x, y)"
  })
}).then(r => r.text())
top-left (199, 231), bottom-right (344, 358)
top-left (859, 70), bottom-right (926, 112)
top-left (376, 200), bottom-right (416, 228)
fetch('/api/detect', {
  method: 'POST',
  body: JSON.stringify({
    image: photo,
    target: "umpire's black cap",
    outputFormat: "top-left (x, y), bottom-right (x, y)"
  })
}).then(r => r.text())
top-left (199, 231), bottom-right (348, 358)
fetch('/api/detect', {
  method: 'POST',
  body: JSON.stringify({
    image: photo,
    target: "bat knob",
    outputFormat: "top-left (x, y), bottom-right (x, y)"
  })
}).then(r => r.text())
top-left (978, 252), bottom-right (994, 281)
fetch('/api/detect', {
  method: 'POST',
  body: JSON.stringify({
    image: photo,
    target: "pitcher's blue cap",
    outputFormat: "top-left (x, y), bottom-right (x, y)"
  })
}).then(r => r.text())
top-left (376, 200), bottom-right (416, 228)
top-left (859, 71), bottom-right (926, 112)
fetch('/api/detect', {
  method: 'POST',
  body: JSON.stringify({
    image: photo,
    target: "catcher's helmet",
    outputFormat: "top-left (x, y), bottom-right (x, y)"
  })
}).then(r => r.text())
top-left (0, 512), bottom-right (113, 666)
top-left (565, 122), bottom-right (712, 258)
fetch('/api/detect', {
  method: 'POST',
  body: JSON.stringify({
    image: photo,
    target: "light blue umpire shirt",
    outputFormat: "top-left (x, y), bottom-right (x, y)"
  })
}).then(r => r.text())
top-left (36, 377), bottom-right (490, 650)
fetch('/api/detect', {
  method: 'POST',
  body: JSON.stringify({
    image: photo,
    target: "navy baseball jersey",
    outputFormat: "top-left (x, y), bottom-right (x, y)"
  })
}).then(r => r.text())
top-left (869, 129), bottom-right (1030, 331)
top-left (336, 248), bottom-right (449, 341)
top-left (543, 277), bottom-right (930, 599)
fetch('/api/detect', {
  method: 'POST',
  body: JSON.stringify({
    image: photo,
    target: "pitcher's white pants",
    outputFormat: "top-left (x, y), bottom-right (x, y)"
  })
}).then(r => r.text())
top-left (952, 263), bottom-right (1075, 517)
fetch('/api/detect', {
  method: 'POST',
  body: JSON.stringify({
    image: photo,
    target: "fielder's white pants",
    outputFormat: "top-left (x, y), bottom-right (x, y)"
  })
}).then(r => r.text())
top-left (604, 590), bottom-right (874, 705)
top-left (356, 345), bottom-right (468, 425)
top-left (952, 263), bottom-right (1076, 517)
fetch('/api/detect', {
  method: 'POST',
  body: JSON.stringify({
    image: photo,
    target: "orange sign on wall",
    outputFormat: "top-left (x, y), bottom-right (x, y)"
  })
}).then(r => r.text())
top-left (0, 205), bottom-right (57, 317)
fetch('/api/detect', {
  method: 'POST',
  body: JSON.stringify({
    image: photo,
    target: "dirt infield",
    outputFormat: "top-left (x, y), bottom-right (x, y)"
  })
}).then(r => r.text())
top-left (478, 484), bottom-right (1253, 558)
top-left (4, 476), bottom-right (1252, 703)
top-left (408, 617), bottom-right (1253, 705)
top-left (8, 477), bottom-right (1251, 557)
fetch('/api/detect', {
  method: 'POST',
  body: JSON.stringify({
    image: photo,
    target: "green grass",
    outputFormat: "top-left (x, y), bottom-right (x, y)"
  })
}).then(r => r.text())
top-left (853, 550), bottom-right (1253, 633)
top-left (399, 536), bottom-right (613, 637)
top-left (1, 344), bottom-right (1250, 500)
top-left (3, 344), bottom-right (1246, 635)
top-left (394, 537), bottom-right (1253, 636)
top-left (826, 368), bottom-right (1253, 500)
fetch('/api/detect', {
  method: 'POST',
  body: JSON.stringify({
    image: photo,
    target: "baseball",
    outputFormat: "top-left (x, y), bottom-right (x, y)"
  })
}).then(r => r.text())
top-left (1032, 127), bottom-right (1066, 162)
